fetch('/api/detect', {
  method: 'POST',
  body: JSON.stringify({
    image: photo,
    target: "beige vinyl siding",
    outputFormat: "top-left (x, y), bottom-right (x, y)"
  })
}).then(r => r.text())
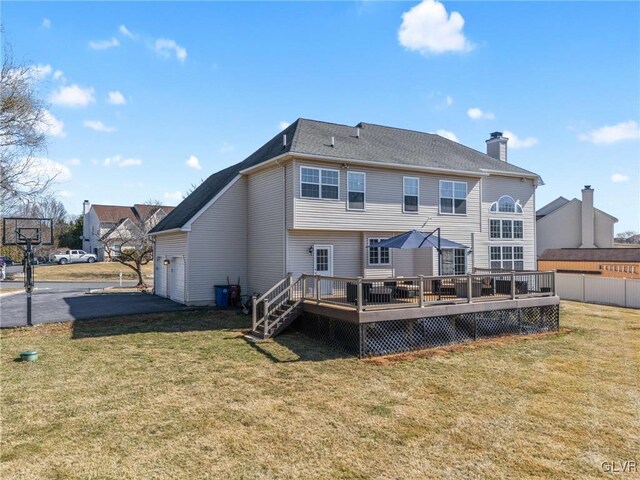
top-left (480, 176), bottom-right (536, 270)
top-left (594, 210), bottom-right (615, 248)
top-left (293, 159), bottom-right (481, 235)
top-left (537, 201), bottom-right (582, 254)
top-left (187, 177), bottom-right (248, 305)
top-left (248, 166), bottom-right (286, 293)
top-left (154, 232), bottom-right (188, 302)
top-left (287, 230), bottom-right (362, 278)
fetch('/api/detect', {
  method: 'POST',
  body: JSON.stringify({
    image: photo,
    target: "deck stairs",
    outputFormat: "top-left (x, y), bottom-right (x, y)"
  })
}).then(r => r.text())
top-left (250, 275), bottom-right (305, 339)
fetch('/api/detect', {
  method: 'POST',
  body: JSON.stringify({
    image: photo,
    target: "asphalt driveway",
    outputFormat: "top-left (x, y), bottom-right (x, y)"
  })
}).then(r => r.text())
top-left (0, 283), bottom-right (193, 328)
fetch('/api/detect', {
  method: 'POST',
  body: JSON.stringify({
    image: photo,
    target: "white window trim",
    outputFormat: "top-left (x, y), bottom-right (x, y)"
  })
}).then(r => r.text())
top-left (489, 219), bottom-right (524, 240)
top-left (439, 180), bottom-right (468, 216)
top-left (402, 176), bottom-right (420, 214)
top-left (489, 195), bottom-right (523, 214)
top-left (346, 171), bottom-right (366, 211)
top-left (367, 237), bottom-right (391, 266)
top-left (489, 245), bottom-right (525, 270)
top-left (299, 166), bottom-right (340, 200)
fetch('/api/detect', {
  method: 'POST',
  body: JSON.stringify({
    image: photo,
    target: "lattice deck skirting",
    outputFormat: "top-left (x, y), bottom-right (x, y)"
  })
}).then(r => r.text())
top-left (293, 304), bottom-right (560, 358)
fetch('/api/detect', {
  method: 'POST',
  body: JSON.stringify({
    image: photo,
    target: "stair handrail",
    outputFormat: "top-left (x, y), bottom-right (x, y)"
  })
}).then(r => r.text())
top-left (258, 275), bottom-right (304, 337)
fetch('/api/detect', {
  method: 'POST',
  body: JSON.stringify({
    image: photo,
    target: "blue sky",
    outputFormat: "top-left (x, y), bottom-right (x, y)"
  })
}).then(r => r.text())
top-left (4, 1), bottom-right (639, 232)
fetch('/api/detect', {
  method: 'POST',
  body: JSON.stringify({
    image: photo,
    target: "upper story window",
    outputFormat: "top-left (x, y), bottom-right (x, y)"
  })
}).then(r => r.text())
top-left (403, 177), bottom-right (419, 213)
top-left (347, 172), bottom-right (366, 210)
top-left (300, 167), bottom-right (339, 200)
top-left (440, 180), bottom-right (467, 215)
top-left (368, 238), bottom-right (390, 265)
top-left (490, 195), bottom-right (523, 214)
top-left (490, 219), bottom-right (524, 239)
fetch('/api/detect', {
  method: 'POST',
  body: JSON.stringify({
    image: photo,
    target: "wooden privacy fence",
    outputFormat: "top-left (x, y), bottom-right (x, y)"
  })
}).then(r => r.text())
top-left (555, 273), bottom-right (640, 308)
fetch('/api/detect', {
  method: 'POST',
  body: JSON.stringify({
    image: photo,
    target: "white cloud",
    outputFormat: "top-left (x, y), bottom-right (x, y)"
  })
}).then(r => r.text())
top-left (164, 191), bottom-right (182, 201)
top-left (89, 37), bottom-right (120, 50)
top-left (107, 90), bottom-right (127, 105)
top-left (49, 84), bottom-right (95, 107)
top-left (103, 155), bottom-right (142, 167)
top-left (467, 107), bottom-right (495, 120)
top-left (66, 158), bottom-right (81, 166)
top-left (445, 95), bottom-right (453, 106)
top-left (611, 173), bottom-right (629, 183)
top-left (185, 155), bottom-right (202, 170)
top-left (279, 121), bottom-right (291, 130)
top-left (52, 70), bottom-right (64, 81)
top-left (154, 38), bottom-right (187, 62)
top-left (42, 18), bottom-right (51, 29)
top-left (30, 64), bottom-right (52, 80)
top-left (119, 24), bottom-right (135, 39)
top-left (29, 157), bottom-right (72, 185)
top-left (502, 130), bottom-right (538, 149)
top-left (37, 109), bottom-right (66, 138)
top-left (83, 120), bottom-right (116, 133)
top-left (220, 143), bottom-right (235, 153)
top-left (58, 190), bottom-right (73, 198)
top-left (578, 121), bottom-right (640, 145)
top-left (436, 129), bottom-right (459, 142)
top-left (398, 0), bottom-right (473, 55)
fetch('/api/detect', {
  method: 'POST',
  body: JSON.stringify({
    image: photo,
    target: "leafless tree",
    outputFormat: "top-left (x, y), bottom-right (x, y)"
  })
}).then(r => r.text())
top-left (1, 43), bottom-right (54, 215)
top-left (101, 201), bottom-right (167, 287)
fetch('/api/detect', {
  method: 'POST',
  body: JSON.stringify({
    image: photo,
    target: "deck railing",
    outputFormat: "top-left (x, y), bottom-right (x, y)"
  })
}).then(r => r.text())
top-left (293, 270), bottom-right (556, 312)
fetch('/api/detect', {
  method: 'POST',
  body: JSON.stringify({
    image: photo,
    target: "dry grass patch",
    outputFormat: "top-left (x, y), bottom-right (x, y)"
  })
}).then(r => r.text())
top-left (1, 302), bottom-right (639, 479)
top-left (19, 262), bottom-right (154, 282)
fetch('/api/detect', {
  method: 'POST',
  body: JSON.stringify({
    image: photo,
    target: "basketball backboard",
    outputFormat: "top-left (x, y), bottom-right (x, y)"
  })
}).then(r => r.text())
top-left (2, 217), bottom-right (54, 245)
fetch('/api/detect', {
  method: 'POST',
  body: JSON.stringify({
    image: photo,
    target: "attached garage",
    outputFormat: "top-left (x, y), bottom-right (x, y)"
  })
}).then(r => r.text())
top-left (153, 232), bottom-right (188, 302)
top-left (169, 256), bottom-right (186, 303)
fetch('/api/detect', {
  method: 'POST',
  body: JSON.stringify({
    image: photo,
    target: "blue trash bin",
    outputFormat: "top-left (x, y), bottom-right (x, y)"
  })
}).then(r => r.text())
top-left (214, 285), bottom-right (230, 307)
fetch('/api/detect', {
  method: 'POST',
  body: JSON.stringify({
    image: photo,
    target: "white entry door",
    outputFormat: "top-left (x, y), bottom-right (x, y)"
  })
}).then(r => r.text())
top-left (313, 245), bottom-right (333, 295)
top-left (170, 256), bottom-right (185, 303)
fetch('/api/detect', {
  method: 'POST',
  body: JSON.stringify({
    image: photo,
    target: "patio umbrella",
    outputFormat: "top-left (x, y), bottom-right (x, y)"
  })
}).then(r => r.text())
top-left (367, 229), bottom-right (468, 275)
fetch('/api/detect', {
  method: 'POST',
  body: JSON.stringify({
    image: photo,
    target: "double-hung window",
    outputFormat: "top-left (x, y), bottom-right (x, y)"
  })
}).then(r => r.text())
top-left (489, 246), bottom-right (524, 270)
top-left (300, 166), bottom-right (339, 200)
top-left (368, 238), bottom-right (390, 265)
top-left (403, 177), bottom-right (419, 213)
top-left (440, 180), bottom-right (467, 214)
top-left (489, 219), bottom-right (524, 239)
top-left (347, 172), bottom-right (366, 210)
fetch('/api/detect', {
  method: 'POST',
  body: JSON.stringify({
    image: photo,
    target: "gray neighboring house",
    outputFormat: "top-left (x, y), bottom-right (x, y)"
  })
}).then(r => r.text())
top-left (149, 120), bottom-right (542, 306)
top-left (82, 202), bottom-right (174, 261)
top-left (536, 186), bottom-right (618, 256)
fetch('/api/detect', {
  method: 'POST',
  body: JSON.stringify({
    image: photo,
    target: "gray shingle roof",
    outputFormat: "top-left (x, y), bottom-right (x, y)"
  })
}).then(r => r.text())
top-left (151, 118), bottom-right (540, 233)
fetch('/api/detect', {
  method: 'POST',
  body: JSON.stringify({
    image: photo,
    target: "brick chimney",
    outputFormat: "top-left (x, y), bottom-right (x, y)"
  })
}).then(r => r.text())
top-left (580, 186), bottom-right (595, 248)
top-left (486, 132), bottom-right (508, 162)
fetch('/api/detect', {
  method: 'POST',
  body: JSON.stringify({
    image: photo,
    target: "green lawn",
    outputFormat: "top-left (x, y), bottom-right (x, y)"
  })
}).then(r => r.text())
top-left (1, 301), bottom-right (638, 479)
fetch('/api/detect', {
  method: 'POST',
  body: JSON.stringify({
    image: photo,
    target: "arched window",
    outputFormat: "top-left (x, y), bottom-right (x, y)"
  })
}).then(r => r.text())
top-left (490, 195), bottom-right (523, 214)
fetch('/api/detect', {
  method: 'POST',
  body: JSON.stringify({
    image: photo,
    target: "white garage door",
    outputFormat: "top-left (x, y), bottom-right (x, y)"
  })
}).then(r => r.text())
top-left (155, 256), bottom-right (167, 297)
top-left (170, 256), bottom-right (185, 303)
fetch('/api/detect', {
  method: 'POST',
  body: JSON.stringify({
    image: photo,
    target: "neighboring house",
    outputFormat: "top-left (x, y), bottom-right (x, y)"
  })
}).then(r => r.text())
top-left (149, 119), bottom-right (543, 306)
top-left (538, 248), bottom-right (640, 279)
top-left (82, 202), bottom-right (174, 261)
top-left (536, 186), bottom-right (618, 255)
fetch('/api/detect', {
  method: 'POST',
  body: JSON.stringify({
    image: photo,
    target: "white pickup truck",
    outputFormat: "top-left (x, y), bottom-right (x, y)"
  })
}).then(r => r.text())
top-left (52, 250), bottom-right (98, 265)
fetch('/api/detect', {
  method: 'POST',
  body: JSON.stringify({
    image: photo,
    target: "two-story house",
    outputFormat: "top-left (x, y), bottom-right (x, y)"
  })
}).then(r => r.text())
top-left (83, 202), bottom-right (174, 261)
top-left (150, 119), bottom-right (542, 306)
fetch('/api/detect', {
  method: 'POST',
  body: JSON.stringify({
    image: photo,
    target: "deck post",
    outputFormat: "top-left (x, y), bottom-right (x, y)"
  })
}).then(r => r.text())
top-left (467, 274), bottom-right (473, 303)
top-left (357, 277), bottom-right (363, 312)
top-left (418, 275), bottom-right (425, 308)
top-left (315, 275), bottom-right (321, 304)
top-left (511, 271), bottom-right (516, 299)
top-left (552, 270), bottom-right (557, 296)
top-left (301, 275), bottom-right (306, 301)
top-left (251, 295), bottom-right (257, 331)
top-left (262, 298), bottom-right (269, 336)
